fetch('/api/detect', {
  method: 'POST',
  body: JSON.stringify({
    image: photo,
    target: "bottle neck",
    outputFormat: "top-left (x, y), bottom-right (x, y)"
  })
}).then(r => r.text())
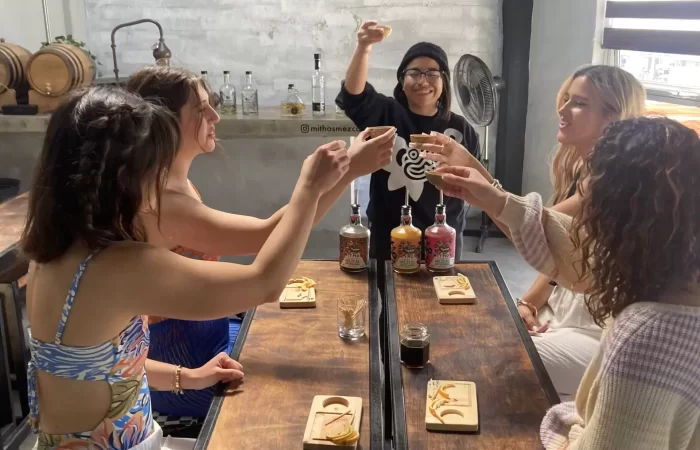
top-left (434, 213), bottom-right (446, 225)
top-left (400, 214), bottom-right (413, 226)
top-left (223, 73), bottom-right (230, 84)
top-left (314, 59), bottom-right (321, 71)
top-left (245, 74), bottom-right (252, 85)
top-left (350, 214), bottom-right (362, 225)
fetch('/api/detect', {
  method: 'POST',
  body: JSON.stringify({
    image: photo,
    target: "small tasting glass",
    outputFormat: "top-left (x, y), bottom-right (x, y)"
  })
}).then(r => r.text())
top-left (337, 295), bottom-right (366, 340)
top-left (400, 323), bottom-right (430, 368)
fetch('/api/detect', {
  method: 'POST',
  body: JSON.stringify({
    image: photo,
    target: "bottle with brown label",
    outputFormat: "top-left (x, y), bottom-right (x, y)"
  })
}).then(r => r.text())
top-left (391, 205), bottom-right (422, 274)
top-left (339, 203), bottom-right (370, 272)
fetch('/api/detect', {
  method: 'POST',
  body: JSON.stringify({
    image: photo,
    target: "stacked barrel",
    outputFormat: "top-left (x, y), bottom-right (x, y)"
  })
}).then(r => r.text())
top-left (0, 39), bottom-right (31, 106)
top-left (0, 39), bottom-right (95, 113)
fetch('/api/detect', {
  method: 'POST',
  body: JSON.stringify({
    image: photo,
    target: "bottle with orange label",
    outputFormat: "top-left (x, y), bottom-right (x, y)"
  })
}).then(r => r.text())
top-left (425, 203), bottom-right (456, 272)
top-left (339, 203), bottom-right (370, 272)
top-left (391, 205), bottom-right (422, 274)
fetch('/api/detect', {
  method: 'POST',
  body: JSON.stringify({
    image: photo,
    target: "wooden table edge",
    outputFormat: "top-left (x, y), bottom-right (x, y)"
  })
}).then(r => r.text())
top-left (383, 260), bottom-right (561, 450)
top-left (194, 258), bottom-right (386, 450)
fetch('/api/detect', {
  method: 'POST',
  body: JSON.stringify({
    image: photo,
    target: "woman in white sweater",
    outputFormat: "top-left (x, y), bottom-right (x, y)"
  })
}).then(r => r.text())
top-left (419, 65), bottom-right (646, 401)
top-left (435, 117), bottom-right (700, 449)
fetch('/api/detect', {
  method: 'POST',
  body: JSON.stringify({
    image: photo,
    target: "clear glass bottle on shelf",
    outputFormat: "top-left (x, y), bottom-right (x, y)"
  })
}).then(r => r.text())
top-left (241, 71), bottom-right (259, 115)
top-left (339, 202), bottom-right (370, 273)
top-left (280, 84), bottom-right (304, 117)
top-left (312, 53), bottom-right (325, 116)
top-left (201, 71), bottom-right (220, 108)
top-left (219, 70), bottom-right (236, 115)
top-left (425, 203), bottom-right (456, 272)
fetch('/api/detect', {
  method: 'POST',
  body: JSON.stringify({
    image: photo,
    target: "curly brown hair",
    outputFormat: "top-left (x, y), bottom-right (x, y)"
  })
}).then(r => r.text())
top-left (21, 86), bottom-right (180, 263)
top-left (572, 117), bottom-right (700, 326)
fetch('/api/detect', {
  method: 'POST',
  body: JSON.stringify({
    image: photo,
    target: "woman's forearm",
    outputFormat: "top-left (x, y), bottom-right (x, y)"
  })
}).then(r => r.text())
top-left (146, 359), bottom-right (194, 391)
top-left (520, 273), bottom-right (556, 309)
top-left (345, 46), bottom-right (371, 95)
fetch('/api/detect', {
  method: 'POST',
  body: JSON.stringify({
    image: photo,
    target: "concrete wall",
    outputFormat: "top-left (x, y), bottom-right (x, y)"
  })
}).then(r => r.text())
top-left (1, 0), bottom-right (503, 259)
top-left (84, 0), bottom-right (503, 110)
top-left (0, 0), bottom-right (87, 52)
top-left (522, 0), bottom-right (597, 198)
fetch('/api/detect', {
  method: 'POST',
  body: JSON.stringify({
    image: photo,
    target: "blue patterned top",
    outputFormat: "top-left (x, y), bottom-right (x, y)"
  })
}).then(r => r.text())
top-left (28, 251), bottom-right (153, 449)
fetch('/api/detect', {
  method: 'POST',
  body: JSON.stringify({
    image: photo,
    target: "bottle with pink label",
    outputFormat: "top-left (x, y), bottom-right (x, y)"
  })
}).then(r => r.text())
top-left (425, 203), bottom-right (456, 272)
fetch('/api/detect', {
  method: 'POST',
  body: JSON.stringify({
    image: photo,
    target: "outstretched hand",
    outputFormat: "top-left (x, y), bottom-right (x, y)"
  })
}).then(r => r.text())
top-left (433, 166), bottom-right (508, 217)
top-left (415, 132), bottom-right (481, 171)
top-left (348, 127), bottom-right (395, 177)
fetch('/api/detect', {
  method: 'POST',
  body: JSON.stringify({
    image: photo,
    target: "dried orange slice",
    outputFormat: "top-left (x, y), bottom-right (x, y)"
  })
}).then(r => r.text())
top-left (326, 422), bottom-right (352, 440)
top-left (335, 430), bottom-right (360, 444)
top-left (438, 382), bottom-right (455, 399)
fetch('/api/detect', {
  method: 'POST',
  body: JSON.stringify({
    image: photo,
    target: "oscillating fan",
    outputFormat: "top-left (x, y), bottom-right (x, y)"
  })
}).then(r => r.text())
top-left (453, 54), bottom-right (504, 253)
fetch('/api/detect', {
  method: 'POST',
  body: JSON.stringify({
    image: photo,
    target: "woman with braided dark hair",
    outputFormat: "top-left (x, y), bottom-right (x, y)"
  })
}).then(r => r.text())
top-left (21, 85), bottom-right (350, 450)
top-left (434, 117), bottom-right (700, 448)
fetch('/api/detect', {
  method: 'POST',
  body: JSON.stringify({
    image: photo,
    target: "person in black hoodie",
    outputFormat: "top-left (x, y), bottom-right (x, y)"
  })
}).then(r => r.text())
top-left (336, 20), bottom-right (480, 264)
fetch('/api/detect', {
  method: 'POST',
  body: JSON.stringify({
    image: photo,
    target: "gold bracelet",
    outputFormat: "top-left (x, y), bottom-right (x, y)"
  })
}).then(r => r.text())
top-left (516, 299), bottom-right (538, 318)
top-left (172, 365), bottom-right (184, 395)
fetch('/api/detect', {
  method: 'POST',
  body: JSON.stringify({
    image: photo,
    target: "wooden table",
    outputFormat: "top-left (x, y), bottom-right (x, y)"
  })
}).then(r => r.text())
top-left (384, 261), bottom-right (559, 450)
top-left (195, 260), bottom-right (385, 450)
top-left (0, 192), bottom-right (28, 283)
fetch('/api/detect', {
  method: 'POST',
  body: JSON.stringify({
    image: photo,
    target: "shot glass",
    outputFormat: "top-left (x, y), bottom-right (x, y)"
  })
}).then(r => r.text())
top-left (337, 295), bottom-right (366, 340)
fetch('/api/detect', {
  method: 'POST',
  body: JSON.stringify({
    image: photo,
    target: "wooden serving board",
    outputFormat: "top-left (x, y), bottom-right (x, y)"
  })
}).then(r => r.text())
top-left (433, 275), bottom-right (476, 304)
top-left (425, 380), bottom-right (478, 432)
top-left (279, 285), bottom-right (316, 309)
top-left (303, 395), bottom-right (362, 449)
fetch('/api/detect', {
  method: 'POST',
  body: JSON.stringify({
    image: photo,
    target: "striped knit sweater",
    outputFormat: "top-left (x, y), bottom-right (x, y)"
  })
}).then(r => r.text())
top-left (497, 193), bottom-right (700, 450)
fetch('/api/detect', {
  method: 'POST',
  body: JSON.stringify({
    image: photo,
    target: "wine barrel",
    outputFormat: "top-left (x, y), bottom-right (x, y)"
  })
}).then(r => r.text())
top-left (0, 40), bottom-right (31, 95)
top-left (26, 43), bottom-right (95, 97)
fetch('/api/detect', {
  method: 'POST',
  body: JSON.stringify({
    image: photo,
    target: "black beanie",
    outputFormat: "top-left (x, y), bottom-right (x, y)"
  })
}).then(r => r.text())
top-left (396, 42), bottom-right (450, 81)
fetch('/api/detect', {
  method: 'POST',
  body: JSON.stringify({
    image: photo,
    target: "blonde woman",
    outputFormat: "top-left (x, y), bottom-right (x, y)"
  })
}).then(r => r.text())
top-left (417, 65), bottom-right (646, 400)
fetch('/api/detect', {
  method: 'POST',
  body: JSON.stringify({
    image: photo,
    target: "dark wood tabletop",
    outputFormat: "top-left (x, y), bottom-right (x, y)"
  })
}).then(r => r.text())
top-left (0, 192), bottom-right (28, 283)
top-left (384, 261), bottom-right (559, 450)
top-left (196, 259), bottom-right (384, 450)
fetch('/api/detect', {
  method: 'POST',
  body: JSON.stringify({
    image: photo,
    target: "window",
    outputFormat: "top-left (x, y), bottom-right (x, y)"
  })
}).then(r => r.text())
top-left (603, 1), bottom-right (700, 107)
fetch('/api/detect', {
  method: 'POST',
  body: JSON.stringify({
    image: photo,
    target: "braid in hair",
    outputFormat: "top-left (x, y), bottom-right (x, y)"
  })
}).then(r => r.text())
top-left (21, 86), bottom-right (180, 262)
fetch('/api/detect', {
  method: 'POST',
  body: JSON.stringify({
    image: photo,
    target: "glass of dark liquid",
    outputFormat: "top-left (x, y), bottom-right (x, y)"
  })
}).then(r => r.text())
top-left (400, 323), bottom-right (430, 368)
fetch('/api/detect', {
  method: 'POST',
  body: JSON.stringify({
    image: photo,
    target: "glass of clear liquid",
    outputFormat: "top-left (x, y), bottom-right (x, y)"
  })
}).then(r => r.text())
top-left (337, 295), bottom-right (366, 340)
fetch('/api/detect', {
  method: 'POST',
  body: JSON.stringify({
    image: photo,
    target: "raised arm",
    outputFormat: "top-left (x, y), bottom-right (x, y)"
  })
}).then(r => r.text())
top-left (124, 142), bottom-right (350, 320)
top-left (142, 130), bottom-right (394, 257)
top-left (436, 166), bottom-right (591, 292)
top-left (344, 21), bottom-right (385, 95)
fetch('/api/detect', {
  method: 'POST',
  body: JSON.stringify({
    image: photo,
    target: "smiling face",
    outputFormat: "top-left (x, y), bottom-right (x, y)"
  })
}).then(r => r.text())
top-left (557, 76), bottom-right (611, 152)
top-left (179, 83), bottom-right (220, 154)
top-left (402, 57), bottom-right (443, 114)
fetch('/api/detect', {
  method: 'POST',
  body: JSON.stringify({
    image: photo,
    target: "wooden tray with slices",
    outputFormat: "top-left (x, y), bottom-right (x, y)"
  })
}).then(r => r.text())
top-left (279, 277), bottom-right (317, 308)
top-left (433, 273), bottom-right (476, 304)
top-left (425, 380), bottom-right (479, 432)
top-left (303, 395), bottom-right (362, 449)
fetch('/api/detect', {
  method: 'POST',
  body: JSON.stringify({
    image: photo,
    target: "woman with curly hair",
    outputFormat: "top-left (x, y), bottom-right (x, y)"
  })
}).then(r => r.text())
top-left (418, 65), bottom-right (646, 400)
top-left (435, 117), bottom-right (700, 449)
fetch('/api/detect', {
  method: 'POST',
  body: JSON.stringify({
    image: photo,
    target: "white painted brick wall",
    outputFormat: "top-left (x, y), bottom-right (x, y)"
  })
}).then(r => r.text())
top-left (85, 0), bottom-right (503, 111)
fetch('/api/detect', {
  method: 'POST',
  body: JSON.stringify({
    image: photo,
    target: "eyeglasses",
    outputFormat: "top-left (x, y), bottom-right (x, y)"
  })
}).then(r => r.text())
top-left (403, 69), bottom-right (443, 82)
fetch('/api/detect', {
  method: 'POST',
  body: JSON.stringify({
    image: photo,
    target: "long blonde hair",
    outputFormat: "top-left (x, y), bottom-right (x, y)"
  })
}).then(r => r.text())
top-left (550, 65), bottom-right (646, 204)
